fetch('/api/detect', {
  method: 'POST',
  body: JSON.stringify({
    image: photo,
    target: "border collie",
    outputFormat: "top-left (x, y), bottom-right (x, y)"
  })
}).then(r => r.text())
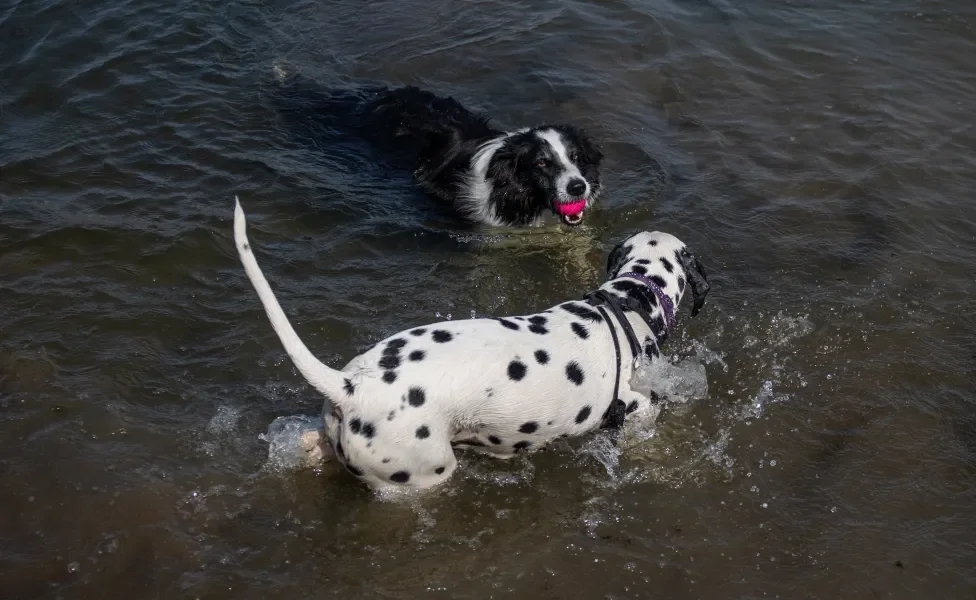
top-left (270, 68), bottom-right (603, 228)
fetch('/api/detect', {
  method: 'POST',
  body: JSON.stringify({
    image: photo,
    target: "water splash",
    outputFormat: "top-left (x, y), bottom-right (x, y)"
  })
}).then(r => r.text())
top-left (630, 353), bottom-right (710, 406)
top-left (740, 380), bottom-right (790, 421)
top-left (580, 433), bottom-right (622, 477)
top-left (206, 405), bottom-right (241, 435)
top-left (258, 414), bottom-right (327, 472)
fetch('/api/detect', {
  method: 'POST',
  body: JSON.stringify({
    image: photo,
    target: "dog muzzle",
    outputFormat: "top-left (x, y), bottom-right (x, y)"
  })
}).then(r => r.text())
top-left (554, 200), bottom-right (586, 226)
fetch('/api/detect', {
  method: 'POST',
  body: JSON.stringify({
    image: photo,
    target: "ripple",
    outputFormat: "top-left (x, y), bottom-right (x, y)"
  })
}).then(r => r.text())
top-left (2, 0), bottom-right (976, 597)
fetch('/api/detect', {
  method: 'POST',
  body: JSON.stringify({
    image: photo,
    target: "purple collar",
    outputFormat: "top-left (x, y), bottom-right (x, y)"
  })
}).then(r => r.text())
top-left (618, 272), bottom-right (676, 331)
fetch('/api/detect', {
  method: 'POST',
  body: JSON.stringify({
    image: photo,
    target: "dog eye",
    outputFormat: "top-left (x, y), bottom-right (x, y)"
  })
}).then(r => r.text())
top-left (535, 158), bottom-right (549, 168)
top-left (569, 151), bottom-right (580, 162)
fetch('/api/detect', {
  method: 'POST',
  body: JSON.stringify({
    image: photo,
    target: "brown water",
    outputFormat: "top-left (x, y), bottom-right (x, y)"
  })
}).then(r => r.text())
top-left (2, 0), bottom-right (975, 598)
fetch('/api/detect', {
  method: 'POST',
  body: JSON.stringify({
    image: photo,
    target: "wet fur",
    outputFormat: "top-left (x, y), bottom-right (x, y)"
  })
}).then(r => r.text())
top-left (235, 197), bottom-right (710, 490)
top-left (269, 67), bottom-right (603, 227)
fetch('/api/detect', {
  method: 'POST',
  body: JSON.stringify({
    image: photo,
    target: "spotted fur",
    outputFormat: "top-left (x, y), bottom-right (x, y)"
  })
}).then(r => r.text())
top-left (235, 198), bottom-right (709, 491)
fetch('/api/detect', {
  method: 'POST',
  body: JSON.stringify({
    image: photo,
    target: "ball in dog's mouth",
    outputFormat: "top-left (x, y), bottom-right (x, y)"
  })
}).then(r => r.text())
top-left (555, 200), bottom-right (587, 227)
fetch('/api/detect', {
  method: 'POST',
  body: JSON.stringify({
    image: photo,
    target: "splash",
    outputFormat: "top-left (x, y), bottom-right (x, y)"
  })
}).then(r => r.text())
top-left (630, 354), bottom-right (710, 406)
top-left (580, 433), bottom-right (622, 477)
top-left (258, 414), bottom-right (328, 472)
top-left (740, 380), bottom-right (790, 421)
top-left (206, 405), bottom-right (241, 435)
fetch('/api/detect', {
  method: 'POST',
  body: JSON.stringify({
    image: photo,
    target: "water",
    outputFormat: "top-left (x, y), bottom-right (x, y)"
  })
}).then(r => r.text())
top-left (2, 0), bottom-right (975, 597)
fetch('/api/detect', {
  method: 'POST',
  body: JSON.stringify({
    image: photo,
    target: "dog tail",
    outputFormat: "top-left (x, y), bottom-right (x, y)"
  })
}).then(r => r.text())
top-left (234, 197), bottom-right (348, 403)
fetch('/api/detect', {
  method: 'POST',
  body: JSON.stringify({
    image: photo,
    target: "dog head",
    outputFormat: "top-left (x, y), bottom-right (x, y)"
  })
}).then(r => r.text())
top-left (604, 231), bottom-right (710, 318)
top-left (486, 125), bottom-right (602, 227)
top-left (321, 402), bottom-right (383, 485)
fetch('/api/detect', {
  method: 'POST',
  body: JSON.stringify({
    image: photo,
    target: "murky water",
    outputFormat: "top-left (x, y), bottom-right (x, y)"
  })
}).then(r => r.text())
top-left (2, 0), bottom-right (975, 597)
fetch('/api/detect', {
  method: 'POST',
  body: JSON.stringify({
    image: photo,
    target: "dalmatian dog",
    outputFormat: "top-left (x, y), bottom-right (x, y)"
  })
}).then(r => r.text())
top-left (234, 197), bottom-right (710, 490)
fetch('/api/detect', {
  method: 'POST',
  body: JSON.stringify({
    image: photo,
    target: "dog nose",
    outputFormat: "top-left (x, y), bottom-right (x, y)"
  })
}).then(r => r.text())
top-left (566, 178), bottom-right (587, 197)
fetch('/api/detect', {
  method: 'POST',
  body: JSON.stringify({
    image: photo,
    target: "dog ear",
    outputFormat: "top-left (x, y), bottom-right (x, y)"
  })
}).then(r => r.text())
top-left (487, 136), bottom-right (534, 180)
top-left (576, 128), bottom-right (604, 164)
top-left (677, 248), bottom-right (710, 317)
top-left (605, 239), bottom-right (630, 278)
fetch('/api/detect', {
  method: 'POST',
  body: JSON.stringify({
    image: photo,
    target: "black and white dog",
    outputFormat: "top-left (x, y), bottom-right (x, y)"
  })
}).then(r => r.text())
top-left (270, 67), bottom-right (603, 228)
top-left (235, 197), bottom-right (710, 490)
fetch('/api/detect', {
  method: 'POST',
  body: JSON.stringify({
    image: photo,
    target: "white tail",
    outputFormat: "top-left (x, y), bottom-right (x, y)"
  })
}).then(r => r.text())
top-left (234, 197), bottom-right (347, 403)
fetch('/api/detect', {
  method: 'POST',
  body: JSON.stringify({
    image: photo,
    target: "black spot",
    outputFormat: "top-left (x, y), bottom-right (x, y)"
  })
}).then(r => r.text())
top-left (513, 441), bottom-right (531, 451)
top-left (566, 362), bottom-right (584, 386)
top-left (379, 340), bottom-right (404, 370)
top-left (650, 275), bottom-right (667, 288)
top-left (576, 405), bottom-right (592, 423)
top-left (408, 387), bottom-right (426, 407)
top-left (242, 243), bottom-right (249, 251)
top-left (603, 399), bottom-right (626, 428)
top-left (560, 302), bottom-right (603, 322)
top-left (534, 350), bottom-right (550, 364)
top-left (514, 316), bottom-right (526, 321)
top-left (635, 259), bottom-right (650, 264)
top-left (519, 421), bottom-right (538, 434)
top-left (496, 318), bottom-right (519, 330)
top-left (349, 418), bottom-right (361, 434)
top-left (529, 323), bottom-right (549, 334)
top-left (432, 330), bottom-right (453, 343)
top-left (453, 438), bottom-right (486, 447)
top-left (488, 435), bottom-right (502, 445)
top-left (486, 388), bottom-right (494, 398)
top-left (390, 471), bottom-right (410, 483)
top-left (346, 464), bottom-right (364, 477)
top-left (612, 279), bottom-right (639, 293)
top-left (678, 277), bottom-right (686, 293)
top-left (648, 239), bottom-right (658, 246)
top-left (627, 400), bottom-right (639, 414)
top-left (409, 350), bottom-right (425, 361)
top-left (645, 341), bottom-right (661, 358)
top-left (613, 279), bottom-right (657, 313)
top-left (343, 378), bottom-right (355, 395)
top-left (435, 466), bottom-right (445, 475)
top-left (415, 425), bottom-right (430, 439)
top-left (410, 328), bottom-right (426, 336)
top-left (660, 257), bottom-right (674, 273)
top-left (571, 322), bottom-right (589, 339)
top-left (387, 410), bottom-right (396, 421)
top-left (361, 422), bottom-right (375, 439)
top-left (651, 315), bottom-right (666, 337)
top-left (631, 265), bottom-right (647, 275)
top-left (529, 315), bottom-right (547, 325)
top-left (378, 354), bottom-right (400, 369)
top-left (382, 370), bottom-right (397, 383)
top-left (508, 360), bottom-right (527, 381)
top-left (382, 457), bottom-right (391, 463)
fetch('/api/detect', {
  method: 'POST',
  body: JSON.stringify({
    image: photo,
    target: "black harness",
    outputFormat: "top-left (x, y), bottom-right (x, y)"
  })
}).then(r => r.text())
top-left (583, 274), bottom-right (676, 429)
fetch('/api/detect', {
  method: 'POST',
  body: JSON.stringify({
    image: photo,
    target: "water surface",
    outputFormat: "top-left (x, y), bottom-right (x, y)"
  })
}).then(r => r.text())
top-left (2, 0), bottom-right (975, 598)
